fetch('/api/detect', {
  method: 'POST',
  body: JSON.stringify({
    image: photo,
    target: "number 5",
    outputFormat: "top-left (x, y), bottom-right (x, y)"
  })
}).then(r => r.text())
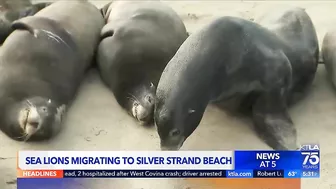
top-left (309, 152), bottom-right (319, 165)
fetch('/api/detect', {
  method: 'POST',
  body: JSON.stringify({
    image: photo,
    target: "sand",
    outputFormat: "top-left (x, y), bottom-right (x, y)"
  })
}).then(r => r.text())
top-left (1, 1), bottom-right (336, 189)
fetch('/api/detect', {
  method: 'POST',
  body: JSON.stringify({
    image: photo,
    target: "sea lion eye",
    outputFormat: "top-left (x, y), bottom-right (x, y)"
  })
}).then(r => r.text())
top-left (41, 107), bottom-right (47, 112)
top-left (170, 129), bottom-right (180, 137)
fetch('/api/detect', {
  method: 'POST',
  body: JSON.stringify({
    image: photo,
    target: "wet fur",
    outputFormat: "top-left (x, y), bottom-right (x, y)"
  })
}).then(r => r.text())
top-left (155, 10), bottom-right (318, 150)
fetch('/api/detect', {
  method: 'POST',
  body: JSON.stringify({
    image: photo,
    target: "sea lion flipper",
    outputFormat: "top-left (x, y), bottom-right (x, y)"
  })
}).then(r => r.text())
top-left (252, 89), bottom-right (297, 150)
top-left (100, 29), bottom-right (114, 40)
top-left (100, 2), bottom-right (112, 19)
top-left (11, 17), bottom-right (37, 36)
top-left (100, 23), bottom-right (114, 39)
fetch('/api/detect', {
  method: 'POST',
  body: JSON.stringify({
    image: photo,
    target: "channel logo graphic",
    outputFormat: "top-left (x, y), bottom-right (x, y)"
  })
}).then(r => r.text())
top-left (300, 144), bottom-right (320, 178)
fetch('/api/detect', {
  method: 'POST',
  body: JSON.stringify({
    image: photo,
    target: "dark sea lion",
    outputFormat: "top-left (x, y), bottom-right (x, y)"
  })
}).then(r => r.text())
top-left (0, 0), bottom-right (51, 44)
top-left (322, 28), bottom-right (336, 88)
top-left (154, 13), bottom-right (318, 151)
top-left (97, 0), bottom-right (188, 125)
top-left (0, 0), bottom-right (104, 141)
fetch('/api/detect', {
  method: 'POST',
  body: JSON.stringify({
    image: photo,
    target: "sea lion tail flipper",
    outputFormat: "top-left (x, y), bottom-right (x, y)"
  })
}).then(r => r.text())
top-left (11, 17), bottom-right (37, 36)
top-left (100, 29), bottom-right (114, 40)
top-left (252, 89), bottom-right (297, 150)
top-left (100, 23), bottom-right (115, 40)
top-left (100, 2), bottom-right (112, 19)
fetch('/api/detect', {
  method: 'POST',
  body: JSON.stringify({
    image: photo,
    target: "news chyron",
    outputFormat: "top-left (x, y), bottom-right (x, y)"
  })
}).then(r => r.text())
top-left (250, 144), bottom-right (320, 178)
top-left (17, 145), bottom-right (320, 179)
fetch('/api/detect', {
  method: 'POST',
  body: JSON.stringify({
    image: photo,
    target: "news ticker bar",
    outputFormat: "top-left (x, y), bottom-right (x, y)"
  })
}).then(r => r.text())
top-left (18, 170), bottom-right (320, 179)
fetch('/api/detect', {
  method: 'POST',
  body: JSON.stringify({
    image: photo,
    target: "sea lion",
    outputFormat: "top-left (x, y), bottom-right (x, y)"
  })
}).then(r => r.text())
top-left (0, 0), bottom-right (31, 10)
top-left (0, 0), bottom-right (104, 141)
top-left (322, 28), bottom-right (336, 88)
top-left (97, 0), bottom-right (188, 125)
top-left (0, 0), bottom-right (51, 44)
top-left (154, 13), bottom-right (318, 151)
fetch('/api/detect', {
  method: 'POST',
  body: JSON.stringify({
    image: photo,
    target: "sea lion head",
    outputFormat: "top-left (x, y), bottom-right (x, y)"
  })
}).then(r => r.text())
top-left (128, 82), bottom-right (156, 126)
top-left (16, 96), bottom-right (66, 141)
top-left (154, 96), bottom-right (205, 151)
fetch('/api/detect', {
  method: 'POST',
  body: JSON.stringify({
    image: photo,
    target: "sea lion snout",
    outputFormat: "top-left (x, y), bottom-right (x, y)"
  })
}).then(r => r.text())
top-left (157, 126), bottom-right (186, 151)
top-left (131, 95), bottom-right (154, 125)
top-left (18, 105), bottom-right (42, 141)
top-left (161, 146), bottom-right (178, 151)
top-left (129, 83), bottom-right (156, 125)
top-left (160, 136), bottom-right (185, 151)
top-left (25, 105), bottom-right (50, 129)
top-left (160, 144), bottom-right (182, 151)
top-left (26, 106), bottom-right (41, 127)
top-left (17, 97), bottom-right (64, 141)
top-left (132, 102), bottom-right (151, 120)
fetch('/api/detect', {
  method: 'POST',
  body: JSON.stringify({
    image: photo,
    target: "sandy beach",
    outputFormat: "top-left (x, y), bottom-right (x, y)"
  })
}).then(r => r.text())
top-left (1, 1), bottom-right (336, 188)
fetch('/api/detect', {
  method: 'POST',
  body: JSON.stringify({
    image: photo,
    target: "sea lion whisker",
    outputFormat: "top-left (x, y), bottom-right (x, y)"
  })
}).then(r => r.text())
top-left (26, 100), bottom-right (32, 106)
top-left (126, 96), bottom-right (135, 101)
top-left (126, 96), bottom-right (139, 105)
top-left (127, 93), bottom-right (140, 104)
top-left (126, 95), bottom-right (140, 118)
top-left (16, 133), bottom-right (29, 139)
top-left (25, 100), bottom-right (35, 107)
top-left (20, 107), bottom-right (30, 131)
top-left (23, 134), bottom-right (33, 142)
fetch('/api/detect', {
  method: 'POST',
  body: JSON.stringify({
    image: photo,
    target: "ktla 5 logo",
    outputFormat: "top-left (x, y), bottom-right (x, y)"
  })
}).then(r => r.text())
top-left (302, 152), bottom-right (320, 165)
